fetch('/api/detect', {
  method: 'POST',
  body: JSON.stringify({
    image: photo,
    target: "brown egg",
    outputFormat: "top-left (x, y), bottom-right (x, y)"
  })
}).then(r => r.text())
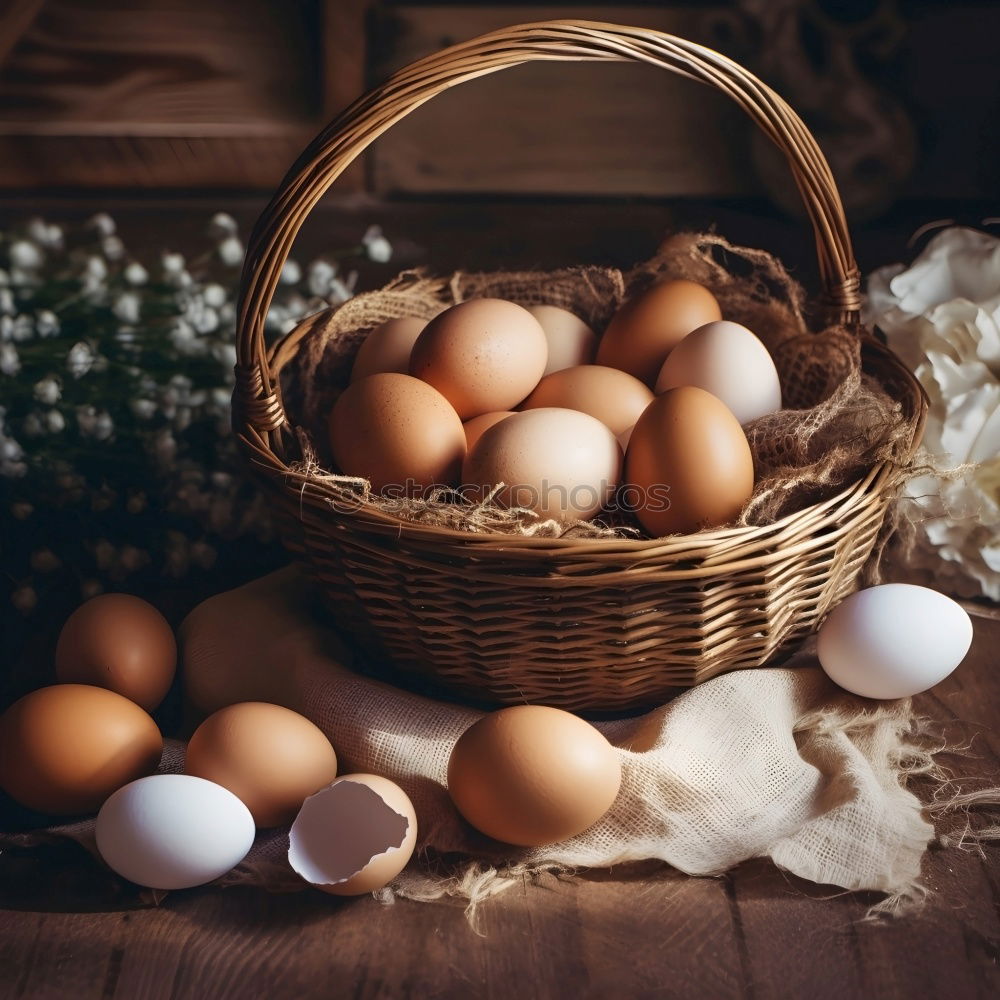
top-left (55, 594), bottom-right (177, 711)
top-left (447, 705), bottom-right (622, 847)
top-left (409, 299), bottom-right (548, 419)
top-left (462, 408), bottom-right (621, 522)
top-left (625, 386), bottom-right (754, 536)
top-left (328, 373), bottom-right (466, 496)
top-left (463, 410), bottom-right (515, 452)
top-left (288, 774), bottom-right (417, 895)
top-left (525, 305), bottom-right (597, 374)
top-left (185, 702), bottom-right (338, 828)
top-left (519, 364), bottom-right (654, 436)
top-left (0, 684), bottom-right (162, 815)
top-left (596, 279), bottom-right (722, 385)
top-left (350, 316), bottom-right (427, 382)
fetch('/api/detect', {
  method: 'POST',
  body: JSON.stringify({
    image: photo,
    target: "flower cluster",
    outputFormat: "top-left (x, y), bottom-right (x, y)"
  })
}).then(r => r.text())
top-left (866, 226), bottom-right (1000, 601)
top-left (1, 212), bottom-right (392, 614)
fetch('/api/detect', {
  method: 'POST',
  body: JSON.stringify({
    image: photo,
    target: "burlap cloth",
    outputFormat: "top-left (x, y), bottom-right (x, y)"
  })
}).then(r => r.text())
top-left (10, 568), bottom-right (996, 920)
top-left (281, 232), bottom-right (916, 536)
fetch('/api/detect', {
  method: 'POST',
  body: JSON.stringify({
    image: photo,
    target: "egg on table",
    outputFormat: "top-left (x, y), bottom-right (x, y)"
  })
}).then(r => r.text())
top-left (328, 373), bottom-right (466, 496)
top-left (96, 774), bottom-right (255, 889)
top-left (597, 279), bottom-right (722, 385)
top-left (409, 298), bottom-right (548, 419)
top-left (185, 701), bottom-right (339, 828)
top-left (817, 584), bottom-right (973, 699)
top-left (519, 364), bottom-right (654, 437)
top-left (447, 705), bottom-right (622, 847)
top-left (55, 593), bottom-right (177, 711)
top-left (0, 684), bottom-right (162, 815)
top-left (462, 407), bottom-right (621, 522)
top-left (655, 320), bottom-right (782, 425)
top-left (625, 386), bottom-right (754, 536)
top-left (288, 774), bottom-right (417, 895)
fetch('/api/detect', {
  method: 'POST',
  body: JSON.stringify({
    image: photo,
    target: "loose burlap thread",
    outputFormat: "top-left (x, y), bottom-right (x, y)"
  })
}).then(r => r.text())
top-left (283, 233), bottom-right (916, 537)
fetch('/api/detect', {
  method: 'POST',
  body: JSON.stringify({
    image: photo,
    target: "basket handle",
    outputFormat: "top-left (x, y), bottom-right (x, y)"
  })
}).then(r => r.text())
top-left (235, 19), bottom-right (862, 445)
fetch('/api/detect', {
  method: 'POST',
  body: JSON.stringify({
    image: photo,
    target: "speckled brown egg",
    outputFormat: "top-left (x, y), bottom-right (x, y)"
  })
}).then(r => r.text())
top-left (185, 702), bottom-right (339, 828)
top-left (409, 299), bottom-right (548, 419)
top-left (350, 316), bottom-right (427, 382)
top-left (0, 684), bottom-right (162, 815)
top-left (447, 705), bottom-right (622, 847)
top-left (328, 373), bottom-right (466, 496)
top-left (596, 279), bottom-right (722, 385)
top-left (519, 364), bottom-right (654, 436)
top-left (625, 386), bottom-right (754, 536)
top-left (55, 593), bottom-right (177, 711)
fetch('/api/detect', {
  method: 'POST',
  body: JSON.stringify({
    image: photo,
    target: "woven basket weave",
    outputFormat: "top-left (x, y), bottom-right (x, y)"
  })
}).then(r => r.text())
top-left (233, 20), bottom-right (927, 711)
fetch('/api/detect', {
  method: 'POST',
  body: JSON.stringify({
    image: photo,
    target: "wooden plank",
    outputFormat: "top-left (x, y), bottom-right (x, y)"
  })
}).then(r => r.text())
top-left (369, 4), bottom-right (757, 197)
top-left (322, 0), bottom-right (371, 191)
top-left (0, 0), bottom-right (321, 189)
top-left (0, 0), bottom-right (45, 69)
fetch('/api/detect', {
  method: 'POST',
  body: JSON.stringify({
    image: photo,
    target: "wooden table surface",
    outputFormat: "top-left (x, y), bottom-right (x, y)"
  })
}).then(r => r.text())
top-left (1, 196), bottom-right (999, 999)
top-left (1, 607), bottom-right (998, 1000)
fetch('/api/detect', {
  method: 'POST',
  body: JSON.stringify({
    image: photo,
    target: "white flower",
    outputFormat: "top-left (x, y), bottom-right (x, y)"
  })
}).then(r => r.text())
top-left (76, 405), bottom-right (98, 436)
top-left (22, 413), bottom-right (43, 437)
top-left (211, 342), bottom-right (237, 370)
top-left (93, 410), bottom-right (114, 441)
top-left (0, 270), bottom-right (7, 286)
top-left (217, 236), bottom-right (244, 267)
top-left (162, 251), bottom-right (186, 275)
top-left (280, 259), bottom-right (302, 285)
top-left (112, 291), bottom-right (141, 324)
top-left (67, 341), bottom-right (95, 377)
top-left (45, 409), bottom-right (65, 433)
top-left (202, 282), bottom-right (227, 308)
top-left (36, 310), bottom-right (59, 337)
top-left (153, 430), bottom-right (177, 465)
top-left (307, 259), bottom-right (336, 298)
top-left (102, 235), bottom-right (125, 261)
top-left (867, 225), bottom-right (1000, 600)
top-left (28, 218), bottom-right (63, 249)
top-left (328, 276), bottom-right (353, 304)
top-left (0, 343), bottom-right (21, 375)
top-left (124, 261), bottom-right (149, 286)
top-left (0, 289), bottom-right (14, 315)
top-left (87, 213), bottom-right (116, 238)
top-left (361, 225), bottom-right (392, 263)
top-left (9, 240), bottom-right (43, 270)
top-left (208, 213), bottom-right (239, 240)
top-left (10, 315), bottom-right (33, 342)
top-left (130, 398), bottom-right (157, 420)
top-left (118, 546), bottom-right (150, 573)
top-left (36, 376), bottom-right (62, 409)
top-left (0, 316), bottom-right (10, 340)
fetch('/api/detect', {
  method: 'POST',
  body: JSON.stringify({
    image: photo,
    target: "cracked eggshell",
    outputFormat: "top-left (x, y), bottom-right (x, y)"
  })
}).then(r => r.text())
top-left (288, 774), bottom-right (417, 896)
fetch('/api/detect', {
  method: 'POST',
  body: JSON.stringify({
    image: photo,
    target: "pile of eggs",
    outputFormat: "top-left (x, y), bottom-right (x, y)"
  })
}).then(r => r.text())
top-left (330, 279), bottom-right (783, 535)
top-left (0, 584), bottom-right (973, 894)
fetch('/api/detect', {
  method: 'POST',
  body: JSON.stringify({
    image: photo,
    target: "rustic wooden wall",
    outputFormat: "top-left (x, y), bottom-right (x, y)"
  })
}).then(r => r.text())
top-left (0, 0), bottom-right (997, 206)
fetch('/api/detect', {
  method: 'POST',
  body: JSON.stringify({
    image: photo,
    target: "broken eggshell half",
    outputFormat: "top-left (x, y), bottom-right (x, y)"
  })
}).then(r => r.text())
top-left (288, 773), bottom-right (417, 895)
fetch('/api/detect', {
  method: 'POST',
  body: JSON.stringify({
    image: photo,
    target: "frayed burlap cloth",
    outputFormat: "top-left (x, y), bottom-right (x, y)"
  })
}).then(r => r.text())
top-left (13, 569), bottom-right (996, 920)
top-left (282, 233), bottom-right (915, 537)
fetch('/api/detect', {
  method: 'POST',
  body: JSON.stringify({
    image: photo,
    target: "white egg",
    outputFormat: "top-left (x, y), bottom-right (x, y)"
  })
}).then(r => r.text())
top-left (654, 320), bottom-right (781, 425)
top-left (96, 774), bottom-right (255, 889)
top-left (817, 584), bottom-right (973, 699)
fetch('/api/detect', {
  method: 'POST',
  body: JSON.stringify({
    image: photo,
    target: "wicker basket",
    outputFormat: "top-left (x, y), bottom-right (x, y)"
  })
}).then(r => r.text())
top-left (233, 21), bottom-right (927, 711)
